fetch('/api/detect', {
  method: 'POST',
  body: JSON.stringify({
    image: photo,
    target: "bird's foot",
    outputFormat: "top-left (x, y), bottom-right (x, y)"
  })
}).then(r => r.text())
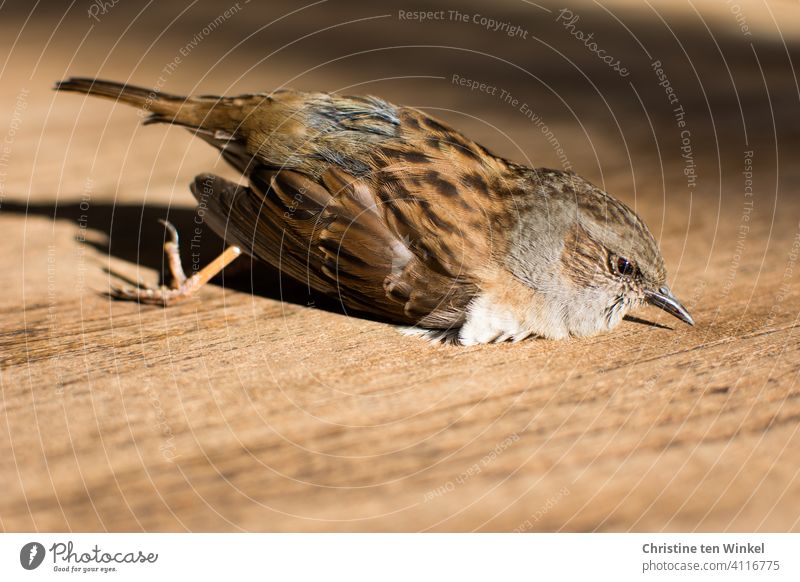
top-left (108, 219), bottom-right (241, 307)
top-left (109, 274), bottom-right (204, 306)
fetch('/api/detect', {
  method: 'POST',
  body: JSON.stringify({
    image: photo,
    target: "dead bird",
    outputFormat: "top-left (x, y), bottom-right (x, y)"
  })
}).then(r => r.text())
top-left (55, 77), bottom-right (693, 345)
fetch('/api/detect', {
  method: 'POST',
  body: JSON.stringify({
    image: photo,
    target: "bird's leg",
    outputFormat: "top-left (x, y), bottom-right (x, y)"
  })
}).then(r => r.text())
top-left (109, 219), bottom-right (242, 306)
top-left (160, 219), bottom-right (188, 289)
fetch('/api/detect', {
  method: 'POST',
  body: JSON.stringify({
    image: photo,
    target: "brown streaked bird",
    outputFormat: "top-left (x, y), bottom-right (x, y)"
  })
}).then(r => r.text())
top-left (55, 77), bottom-right (694, 345)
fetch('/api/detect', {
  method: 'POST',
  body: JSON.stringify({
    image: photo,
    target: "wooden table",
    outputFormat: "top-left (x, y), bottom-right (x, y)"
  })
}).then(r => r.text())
top-left (1, 0), bottom-right (799, 531)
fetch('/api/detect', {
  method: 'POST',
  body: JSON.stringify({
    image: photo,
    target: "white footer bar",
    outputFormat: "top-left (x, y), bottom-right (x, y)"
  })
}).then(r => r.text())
top-left (1, 533), bottom-right (797, 581)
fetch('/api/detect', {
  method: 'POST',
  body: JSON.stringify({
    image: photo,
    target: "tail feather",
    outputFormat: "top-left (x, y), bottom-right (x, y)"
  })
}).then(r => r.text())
top-left (54, 77), bottom-right (232, 131)
top-left (54, 77), bottom-right (182, 113)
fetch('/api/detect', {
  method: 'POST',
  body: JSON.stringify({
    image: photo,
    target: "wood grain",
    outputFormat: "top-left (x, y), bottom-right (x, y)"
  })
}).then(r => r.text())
top-left (1, 0), bottom-right (799, 532)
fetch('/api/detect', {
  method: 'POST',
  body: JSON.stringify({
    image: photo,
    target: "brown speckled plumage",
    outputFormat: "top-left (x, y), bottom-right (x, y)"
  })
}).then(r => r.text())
top-left (55, 77), bottom-right (692, 344)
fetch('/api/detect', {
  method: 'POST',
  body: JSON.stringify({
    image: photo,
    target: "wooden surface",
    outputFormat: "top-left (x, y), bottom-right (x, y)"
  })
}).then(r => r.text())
top-left (1, 0), bottom-right (799, 531)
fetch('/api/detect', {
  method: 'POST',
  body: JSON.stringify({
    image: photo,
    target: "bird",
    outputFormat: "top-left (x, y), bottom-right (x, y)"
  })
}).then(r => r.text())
top-left (54, 77), bottom-right (694, 345)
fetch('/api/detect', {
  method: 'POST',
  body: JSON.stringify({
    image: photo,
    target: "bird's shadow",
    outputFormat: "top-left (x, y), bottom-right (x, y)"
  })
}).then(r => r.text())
top-left (2, 197), bottom-right (361, 319)
top-left (5, 197), bottom-right (670, 331)
top-left (623, 315), bottom-right (672, 331)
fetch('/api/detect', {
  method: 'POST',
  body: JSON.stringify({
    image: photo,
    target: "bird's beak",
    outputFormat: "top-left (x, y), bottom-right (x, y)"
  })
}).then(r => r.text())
top-left (644, 286), bottom-right (694, 326)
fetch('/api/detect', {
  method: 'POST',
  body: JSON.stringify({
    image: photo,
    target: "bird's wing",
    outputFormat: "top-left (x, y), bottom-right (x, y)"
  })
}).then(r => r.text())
top-left (193, 166), bottom-right (478, 328)
top-left (192, 93), bottom-right (525, 326)
top-left (365, 106), bottom-right (518, 278)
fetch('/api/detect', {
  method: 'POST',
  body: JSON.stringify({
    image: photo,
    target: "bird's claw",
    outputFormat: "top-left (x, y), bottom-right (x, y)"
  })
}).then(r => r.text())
top-left (108, 275), bottom-right (201, 307)
top-left (107, 218), bottom-right (197, 306)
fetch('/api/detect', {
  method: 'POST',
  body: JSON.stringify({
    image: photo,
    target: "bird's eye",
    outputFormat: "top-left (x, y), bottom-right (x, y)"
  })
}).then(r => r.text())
top-left (612, 255), bottom-right (635, 276)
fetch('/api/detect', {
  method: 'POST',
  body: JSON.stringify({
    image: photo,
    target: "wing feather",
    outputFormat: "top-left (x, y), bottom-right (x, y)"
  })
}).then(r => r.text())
top-left (191, 166), bottom-right (478, 327)
top-left (188, 93), bottom-right (524, 328)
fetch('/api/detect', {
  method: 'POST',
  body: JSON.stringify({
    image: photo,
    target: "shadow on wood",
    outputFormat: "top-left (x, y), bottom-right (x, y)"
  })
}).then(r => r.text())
top-left (0, 198), bottom-right (357, 315)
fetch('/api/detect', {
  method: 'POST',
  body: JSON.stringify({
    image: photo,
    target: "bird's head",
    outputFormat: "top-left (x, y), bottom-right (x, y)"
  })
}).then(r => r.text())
top-left (506, 169), bottom-right (693, 338)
